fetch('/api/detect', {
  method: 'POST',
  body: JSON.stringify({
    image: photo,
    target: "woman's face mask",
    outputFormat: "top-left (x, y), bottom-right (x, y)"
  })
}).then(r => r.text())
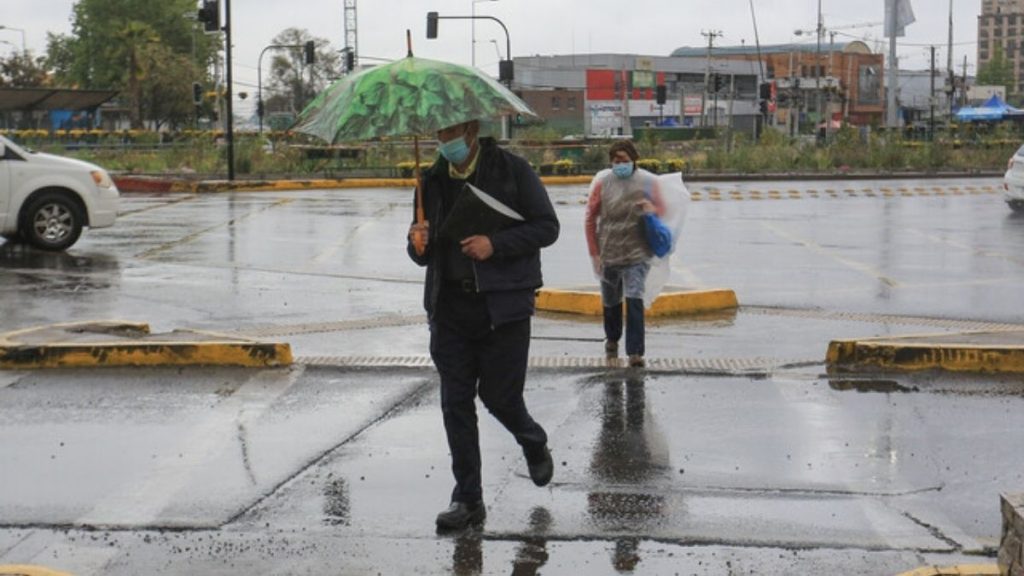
top-left (439, 134), bottom-right (471, 165)
top-left (612, 162), bottom-right (634, 179)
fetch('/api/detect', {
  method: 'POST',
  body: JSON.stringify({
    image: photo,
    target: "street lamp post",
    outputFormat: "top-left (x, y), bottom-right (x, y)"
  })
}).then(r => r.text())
top-left (471, 0), bottom-right (498, 67)
top-left (0, 26), bottom-right (26, 54)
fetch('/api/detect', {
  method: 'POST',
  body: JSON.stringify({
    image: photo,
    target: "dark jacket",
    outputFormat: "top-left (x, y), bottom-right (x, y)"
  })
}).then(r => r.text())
top-left (406, 137), bottom-right (560, 326)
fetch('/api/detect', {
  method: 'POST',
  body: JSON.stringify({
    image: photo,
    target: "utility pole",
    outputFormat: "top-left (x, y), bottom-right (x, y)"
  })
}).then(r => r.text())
top-left (886, 0), bottom-right (900, 128)
top-left (815, 0), bottom-right (823, 128)
top-left (701, 30), bottom-right (721, 128)
top-left (930, 45), bottom-right (936, 141)
top-left (947, 0), bottom-right (955, 117)
top-left (962, 55), bottom-right (968, 108)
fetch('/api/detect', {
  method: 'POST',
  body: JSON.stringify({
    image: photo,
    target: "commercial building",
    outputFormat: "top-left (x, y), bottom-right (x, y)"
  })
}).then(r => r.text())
top-left (671, 42), bottom-right (885, 129)
top-left (512, 54), bottom-right (759, 137)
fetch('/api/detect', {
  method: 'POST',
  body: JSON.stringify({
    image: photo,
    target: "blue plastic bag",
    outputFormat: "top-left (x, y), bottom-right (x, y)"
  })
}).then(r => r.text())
top-left (642, 212), bottom-right (672, 258)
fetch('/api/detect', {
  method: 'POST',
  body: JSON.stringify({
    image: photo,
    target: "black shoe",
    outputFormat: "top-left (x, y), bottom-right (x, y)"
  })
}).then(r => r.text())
top-left (435, 501), bottom-right (486, 530)
top-left (526, 447), bottom-right (554, 487)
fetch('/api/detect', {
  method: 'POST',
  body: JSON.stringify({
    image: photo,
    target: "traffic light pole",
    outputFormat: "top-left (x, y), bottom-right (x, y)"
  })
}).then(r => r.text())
top-left (426, 13), bottom-right (513, 137)
top-left (257, 43), bottom-right (305, 135)
top-left (224, 0), bottom-right (234, 181)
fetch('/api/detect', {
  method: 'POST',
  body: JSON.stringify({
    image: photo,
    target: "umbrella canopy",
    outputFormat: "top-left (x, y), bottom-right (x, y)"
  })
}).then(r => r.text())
top-left (292, 55), bottom-right (537, 144)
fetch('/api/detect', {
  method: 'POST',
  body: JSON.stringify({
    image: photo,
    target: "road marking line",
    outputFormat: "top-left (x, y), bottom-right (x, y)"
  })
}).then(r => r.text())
top-left (760, 222), bottom-right (901, 288)
top-left (135, 198), bottom-right (294, 259)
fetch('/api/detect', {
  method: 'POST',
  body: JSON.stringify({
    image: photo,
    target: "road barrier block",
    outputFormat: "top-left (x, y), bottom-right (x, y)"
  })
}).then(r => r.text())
top-left (536, 287), bottom-right (738, 317)
top-left (0, 321), bottom-right (292, 369)
top-left (827, 329), bottom-right (1024, 374)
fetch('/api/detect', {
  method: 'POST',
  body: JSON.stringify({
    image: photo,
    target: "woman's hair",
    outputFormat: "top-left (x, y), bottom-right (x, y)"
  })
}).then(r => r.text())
top-left (608, 140), bottom-right (639, 162)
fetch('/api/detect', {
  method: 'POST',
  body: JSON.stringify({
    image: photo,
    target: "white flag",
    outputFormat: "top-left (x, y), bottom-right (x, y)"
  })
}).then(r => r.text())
top-left (884, 0), bottom-right (916, 37)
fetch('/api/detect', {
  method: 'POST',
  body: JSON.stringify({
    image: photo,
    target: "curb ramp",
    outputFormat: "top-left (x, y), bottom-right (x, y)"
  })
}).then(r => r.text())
top-left (536, 286), bottom-right (738, 317)
top-left (827, 328), bottom-right (1024, 374)
top-left (0, 321), bottom-right (292, 369)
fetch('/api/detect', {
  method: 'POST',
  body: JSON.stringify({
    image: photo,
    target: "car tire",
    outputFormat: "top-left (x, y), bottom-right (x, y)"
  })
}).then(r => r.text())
top-left (1009, 199), bottom-right (1024, 213)
top-left (20, 190), bottom-right (85, 251)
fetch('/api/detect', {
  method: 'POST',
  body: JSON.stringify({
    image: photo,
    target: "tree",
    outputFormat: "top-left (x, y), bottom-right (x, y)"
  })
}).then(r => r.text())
top-left (48, 0), bottom-right (219, 127)
top-left (267, 28), bottom-right (341, 115)
top-left (0, 51), bottom-right (49, 87)
top-left (976, 45), bottom-right (1015, 97)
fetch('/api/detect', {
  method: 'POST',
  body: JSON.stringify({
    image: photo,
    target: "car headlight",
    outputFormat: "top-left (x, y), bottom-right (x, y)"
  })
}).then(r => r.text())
top-left (91, 170), bottom-right (113, 189)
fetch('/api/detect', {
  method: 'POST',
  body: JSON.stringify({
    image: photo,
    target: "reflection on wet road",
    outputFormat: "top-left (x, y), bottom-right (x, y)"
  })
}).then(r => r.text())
top-left (2, 180), bottom-right (1023, 575)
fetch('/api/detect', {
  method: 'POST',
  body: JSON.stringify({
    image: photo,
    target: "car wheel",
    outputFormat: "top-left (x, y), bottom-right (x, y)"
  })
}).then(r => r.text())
top-left (20, 191), bottom-right (84, 251)
top-left (1009, 199), bottom-right (1024, 213)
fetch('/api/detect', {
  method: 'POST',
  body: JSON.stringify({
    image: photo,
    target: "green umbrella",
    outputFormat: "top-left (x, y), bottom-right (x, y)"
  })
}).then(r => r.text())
top-left (291, 50), bottom-right (538, 255)
top-left (292, 55), bottom-right (537, 143)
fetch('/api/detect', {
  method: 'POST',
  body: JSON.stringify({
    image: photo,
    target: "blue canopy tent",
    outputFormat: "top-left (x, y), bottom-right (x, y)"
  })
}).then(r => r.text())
top-left (955, 94), bottom-right (1023, 122)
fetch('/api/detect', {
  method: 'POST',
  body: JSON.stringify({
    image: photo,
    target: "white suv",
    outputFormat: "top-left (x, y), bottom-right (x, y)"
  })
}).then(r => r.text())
top-left (0, 134), bottom-right (120, 250)
top-left (1003, 144), bottom-right (1024, 212)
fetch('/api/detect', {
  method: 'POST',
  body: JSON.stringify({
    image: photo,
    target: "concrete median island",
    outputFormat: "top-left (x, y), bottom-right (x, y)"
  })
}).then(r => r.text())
top-left (0, 321), bottom-right (292, 369)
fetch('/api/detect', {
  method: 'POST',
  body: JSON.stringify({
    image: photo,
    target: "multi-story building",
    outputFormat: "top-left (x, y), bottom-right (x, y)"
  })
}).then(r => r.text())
top-left (671, 42), bottom-right (885, 127)
top-left (513, 54), bottom-right (759, 137)
top-left (978, 0), bottom-right (1024, 95)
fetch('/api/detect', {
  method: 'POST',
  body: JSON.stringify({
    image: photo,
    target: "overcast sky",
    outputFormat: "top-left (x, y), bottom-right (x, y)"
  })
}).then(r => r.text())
top-left (4, 0), bottom-right (981, 113)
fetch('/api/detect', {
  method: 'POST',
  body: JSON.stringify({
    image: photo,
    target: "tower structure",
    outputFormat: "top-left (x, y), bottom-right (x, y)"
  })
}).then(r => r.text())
top-left (344, 0), bottom-right (358, 68)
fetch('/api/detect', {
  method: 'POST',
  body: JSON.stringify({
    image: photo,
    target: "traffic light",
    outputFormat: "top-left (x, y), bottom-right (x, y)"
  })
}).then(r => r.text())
top-left (655, 85), bottom-right (667, 105)
top-left (192, 82), bottom-right (202, 105)
top-left (713, 73), bottom-right (725, 93)
top-left (759, 82), bottom-right (771, 100)
top-left (499, 59), bottom-right (513, 84)
top-left (426, 12), bottom-right (439, 39)
top-left (197, 0), bottom-right (219, 32)
top-left (304, 41), bottom-right (315, 65)
top-left (344, 50), bottom-right (355, 72)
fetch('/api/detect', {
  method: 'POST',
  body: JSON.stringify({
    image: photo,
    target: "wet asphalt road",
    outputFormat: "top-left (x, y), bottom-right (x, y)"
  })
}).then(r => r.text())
top-left (1, 177), bottom-right (1024, 575)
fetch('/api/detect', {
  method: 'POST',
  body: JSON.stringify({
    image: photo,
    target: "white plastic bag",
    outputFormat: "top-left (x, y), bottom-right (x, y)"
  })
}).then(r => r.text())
top-left (643, 172), bottom-right (690, 308)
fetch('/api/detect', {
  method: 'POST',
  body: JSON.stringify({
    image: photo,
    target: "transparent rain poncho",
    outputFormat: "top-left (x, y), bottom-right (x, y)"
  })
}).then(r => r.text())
top-left (588, 170), bottom-right (691, 308)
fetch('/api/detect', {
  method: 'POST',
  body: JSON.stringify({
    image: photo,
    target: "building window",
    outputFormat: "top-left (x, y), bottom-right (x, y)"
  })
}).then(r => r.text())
top-left (551, 95), bottom-right (561, 110)
top-left (567, 95), bottom-right (577, 110)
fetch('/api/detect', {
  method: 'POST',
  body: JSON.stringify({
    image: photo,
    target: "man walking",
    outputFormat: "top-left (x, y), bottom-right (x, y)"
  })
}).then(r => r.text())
top-left (407, 119), bottom-right (559, 531)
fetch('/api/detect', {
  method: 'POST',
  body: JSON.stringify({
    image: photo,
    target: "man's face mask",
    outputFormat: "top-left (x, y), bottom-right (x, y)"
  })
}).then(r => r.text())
top-left (439, 134), bottom-right (471, 165)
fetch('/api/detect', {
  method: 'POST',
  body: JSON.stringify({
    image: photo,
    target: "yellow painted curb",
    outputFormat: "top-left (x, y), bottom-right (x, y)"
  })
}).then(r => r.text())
top-left (0, 565), bottom-right (74, 576)
top-left (827, 330), bottom-right (1024, 374)
top-left (894, 564), bottom-right (999, 576)
top-left (0, 321), bottom-right (292, 369)
top-left (536, 287), bottom-right (738, 317)
top-left (187, 175), bottom-right (593, 193)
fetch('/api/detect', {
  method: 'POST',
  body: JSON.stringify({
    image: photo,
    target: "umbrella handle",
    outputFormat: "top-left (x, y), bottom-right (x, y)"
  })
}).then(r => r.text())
top-left (412, 135), bottom-right (427, 256)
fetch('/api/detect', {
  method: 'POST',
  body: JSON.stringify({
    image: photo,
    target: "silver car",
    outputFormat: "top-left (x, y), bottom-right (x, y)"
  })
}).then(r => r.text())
top-left (1003, 143), bottom-right (1024, 212)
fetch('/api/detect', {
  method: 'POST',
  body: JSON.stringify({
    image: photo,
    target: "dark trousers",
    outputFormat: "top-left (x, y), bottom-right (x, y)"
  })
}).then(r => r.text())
top-left (603, 298), bottom-right (646, 356)
top-left (429, 294), bottom-right (548, 504)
